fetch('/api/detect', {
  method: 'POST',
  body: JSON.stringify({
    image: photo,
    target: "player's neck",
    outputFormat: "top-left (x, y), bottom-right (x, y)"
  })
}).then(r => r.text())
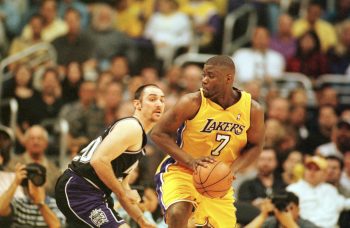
top-left (132, 114), bottom-right (154, 133)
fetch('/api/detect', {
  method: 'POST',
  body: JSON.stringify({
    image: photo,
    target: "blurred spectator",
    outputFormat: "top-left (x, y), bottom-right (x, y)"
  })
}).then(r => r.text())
top-left (59, 80), bottom-right (98, 160)
top-left (180, 0), bottom-right (220, 53)
top-left (2, 65), bottom-right (40, 143)
top-left (0, 0), bottom-right (21, 37)
top-left (140, 65), bottom-right (160, 84)
top-left (324, 0), bottom-right (350, 25)
top-left (87, 3), bottom-right (138, 70)
top-left (57, 0), bottom-right (90, 29)
top-left (5, 125), bottom-right (61, 197)
top-left (340, 108), bottom-right (350, 121)
top-left (286, 30), bottom-right (329, 81)
top-left (144, 0), bottom-right (192, 69)
top-left (292, 2), bottom-right (337, 53)
top-left (85, 81), bottom-right (124, 138)
top-left (316, 85), bottom-right (339, 109)
top-left (270, 13), bottom-right (296, 61)
top-left (8, 14), bottom-right (44, 59)
top-left (113, 0), bottom-right (146, 38)
top-left (289, 105), bottom-right (309, 148)
top-left (327, 19), bottom-right (350, 74)
top-left (287, 156), bottom-right (350, 228)
top-left (233, 27), bottom-right (285, 84)
top-left (0, 126), bottom-right (21, 227)
top-left (243, 80), bottom-right (263, 103)
top-left (341, 152), bottom-right (350, 197)
top-left (61, 62), bottom-right (84, 104)
top-left (115, 100), bottom-right (135, 119)
top-left (301, 105), bottom-right (338, 154)
top-left (326, 155), bottom-right (350, 197)
top-left (0, 163), bottom-right (64, 227)
top-left (288, 88), bottom-right (308, 108)
top-left (139, 187), bottom-right (166, 227)
top-left (238, 148), bottom-right (287, 208)
top-left (21, 0), bottom-right (68, 42)
top-left (267, 97), bottom-right (290, 124)
top-left (316, 118), bottom-right (350, 158)
top-left (109, 55), bottom-right (131, 84)
top-left (281, 150), bottom-right (303, 185)
top-left (180, 63), bottom-right (202, 93)
top-left (264, 119), bottom-right (286, 149)
top-left (96, 70), bottom-right (113, 108)
top-left (246, 192), bottom-right (319, 228)
top-left (123, 75), bottom-right (144, 101)
top-left (52, 8), bottom-right (95, 67)
top-left (30, 68), bottom-right (64, 125)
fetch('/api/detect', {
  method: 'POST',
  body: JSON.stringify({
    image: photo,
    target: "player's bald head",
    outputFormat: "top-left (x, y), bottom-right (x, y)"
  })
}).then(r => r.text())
top-left (205, 55), bottom-right (235, 74)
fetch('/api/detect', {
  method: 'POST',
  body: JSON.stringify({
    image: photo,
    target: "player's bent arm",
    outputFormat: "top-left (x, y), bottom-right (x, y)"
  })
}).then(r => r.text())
top-left (151, 93), bottom-right (201, 170)
top-left (232, 100), bottom-right (265, 174)
top-left (90, 120), bottom-right (152, 226)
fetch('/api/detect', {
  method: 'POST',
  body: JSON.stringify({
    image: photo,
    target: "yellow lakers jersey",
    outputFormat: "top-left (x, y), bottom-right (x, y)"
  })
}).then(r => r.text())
top-left (177, 88), bottom-right (251, 165)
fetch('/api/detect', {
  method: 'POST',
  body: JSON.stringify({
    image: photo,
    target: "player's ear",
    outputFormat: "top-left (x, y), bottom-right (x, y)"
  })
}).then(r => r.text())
top-left (133, 99), bottom-right (142, 110)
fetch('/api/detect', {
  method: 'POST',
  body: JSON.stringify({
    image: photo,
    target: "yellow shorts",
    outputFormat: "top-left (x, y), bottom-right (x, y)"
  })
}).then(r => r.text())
top-left (155, 157), bottom-right (237, 228)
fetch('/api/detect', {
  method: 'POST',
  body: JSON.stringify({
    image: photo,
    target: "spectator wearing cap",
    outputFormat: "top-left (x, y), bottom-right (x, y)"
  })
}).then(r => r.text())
top-left (287, 156), bottom-right (350, 228)
top-left (316, 118), bottom-right (350, 159)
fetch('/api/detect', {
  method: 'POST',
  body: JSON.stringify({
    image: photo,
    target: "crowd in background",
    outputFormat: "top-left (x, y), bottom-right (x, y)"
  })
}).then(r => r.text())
top-left (0, 0), bottom-right (350, 227)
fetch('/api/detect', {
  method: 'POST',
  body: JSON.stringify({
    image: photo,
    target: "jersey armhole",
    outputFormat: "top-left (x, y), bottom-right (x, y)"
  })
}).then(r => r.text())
top-left (188, 89), bottom-right (204, 121)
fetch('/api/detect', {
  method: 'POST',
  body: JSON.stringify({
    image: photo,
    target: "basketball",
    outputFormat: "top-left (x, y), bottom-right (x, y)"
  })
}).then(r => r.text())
top-left (193, 161), bottom-right (233, 198)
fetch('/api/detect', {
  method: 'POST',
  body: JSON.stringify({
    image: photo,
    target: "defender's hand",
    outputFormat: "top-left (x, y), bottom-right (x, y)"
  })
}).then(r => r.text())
top-left (125, 189), bottom-right (141, 204)
top-left (137, 216), bottom-right (157, 228)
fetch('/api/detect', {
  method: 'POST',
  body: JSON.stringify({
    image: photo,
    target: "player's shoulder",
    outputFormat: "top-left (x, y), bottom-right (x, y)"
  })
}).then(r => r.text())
top-left (250, 98), bottom-right (264, 113)
top-left (111, 117), bottom-right (143, 134)
top-left (178, 91), bottom-right (202, 106)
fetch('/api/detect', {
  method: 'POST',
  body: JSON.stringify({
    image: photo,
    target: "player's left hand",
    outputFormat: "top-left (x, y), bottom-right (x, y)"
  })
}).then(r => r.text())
top-left (190, 156), bottom-right (216, 171)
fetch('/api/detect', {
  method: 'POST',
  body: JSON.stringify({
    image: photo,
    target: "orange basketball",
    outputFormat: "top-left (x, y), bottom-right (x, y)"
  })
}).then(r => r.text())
top-left (193, 161), bottom-right (233, 198)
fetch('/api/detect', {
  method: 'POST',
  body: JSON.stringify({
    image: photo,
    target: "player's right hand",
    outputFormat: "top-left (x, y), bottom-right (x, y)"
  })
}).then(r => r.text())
top-left (14, 163), bottom-right (27, 185)
top-left (137, 216), bottom-right (157, 228)
top-left (189, 156), bottom-right (216, 171)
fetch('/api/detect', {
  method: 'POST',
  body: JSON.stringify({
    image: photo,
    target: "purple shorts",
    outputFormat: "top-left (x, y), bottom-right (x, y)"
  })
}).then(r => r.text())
top-left (55, 169), bottom-right (126, 227)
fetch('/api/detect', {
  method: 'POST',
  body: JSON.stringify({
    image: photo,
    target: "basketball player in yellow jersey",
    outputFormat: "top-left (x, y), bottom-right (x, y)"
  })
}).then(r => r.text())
top-left (151, 55), bottom-right (265, 228)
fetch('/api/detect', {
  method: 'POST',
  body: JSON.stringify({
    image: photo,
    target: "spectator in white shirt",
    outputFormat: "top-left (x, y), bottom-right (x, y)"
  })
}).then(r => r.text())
top-left (144, 0), bottom-right (192, 69)
top-left (341, 151), bottom-right (350, 195)
top-left (232, 27), bottom-right (285, 84)
top-left (287, 156), bottom-right (350, 228)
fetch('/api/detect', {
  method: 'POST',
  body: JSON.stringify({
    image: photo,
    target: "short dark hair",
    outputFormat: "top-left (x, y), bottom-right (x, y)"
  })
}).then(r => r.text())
top-left (326, 155), bottom-right (344, 170)
top-left (134, 84), bottom-right (160, 100)
top-left (286, 191), bottom-right (299, 205)
top-left (205, 55), bottom-right (235, 72)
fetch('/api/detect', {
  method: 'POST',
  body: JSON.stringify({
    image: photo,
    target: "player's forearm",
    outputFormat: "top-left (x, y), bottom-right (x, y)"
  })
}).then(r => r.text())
top-left (151, 132), bottom-right (194, 168)
top-left (0, 180), bottom-right (17, 216)
top-left (118, 197), bottom-right (145, 224)
top-left (91, 159), bottom-right (125, 198)
top-left (232, 143), bottom-right (262, 174)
